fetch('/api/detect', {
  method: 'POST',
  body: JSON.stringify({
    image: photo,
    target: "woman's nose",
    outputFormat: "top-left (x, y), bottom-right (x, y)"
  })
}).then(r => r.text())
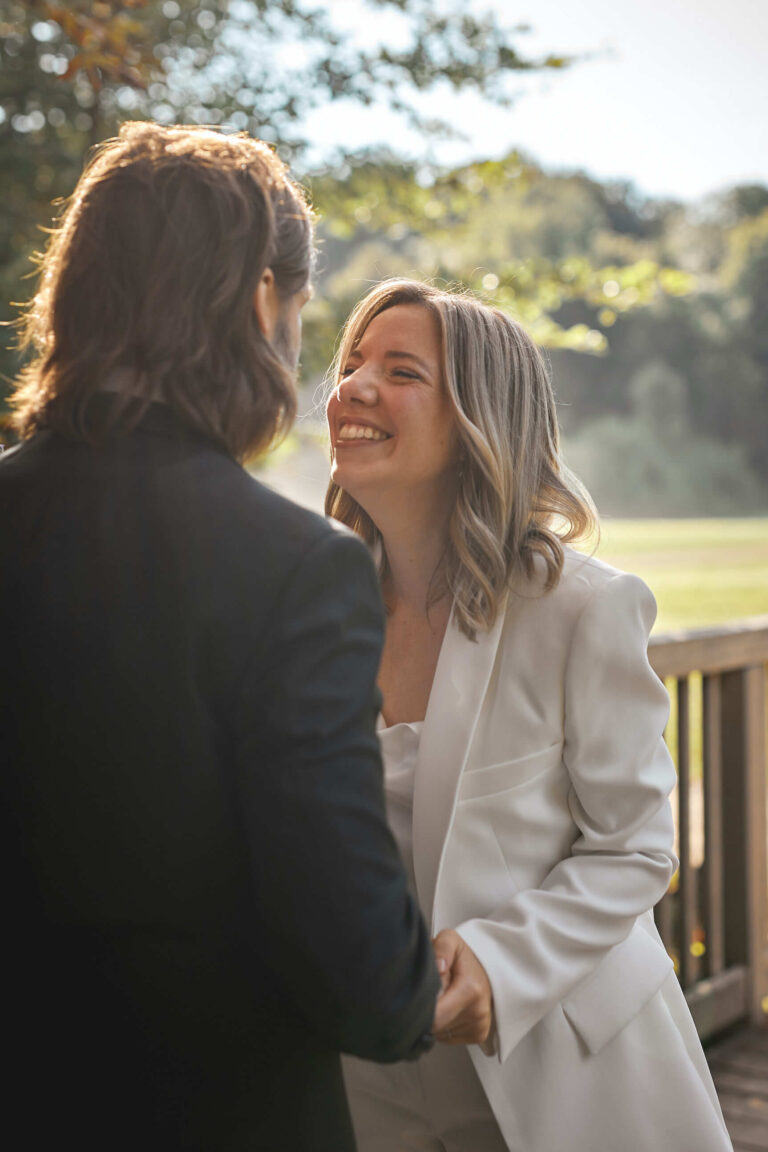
top-left (335, 366), bottom-right (377, 404)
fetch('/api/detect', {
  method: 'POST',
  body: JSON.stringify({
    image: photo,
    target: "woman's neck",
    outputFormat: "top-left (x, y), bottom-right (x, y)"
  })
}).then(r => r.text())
top-left (376, 499), bottom-right (452, 614)
top-left (372, 492), bottom-right (454, 727)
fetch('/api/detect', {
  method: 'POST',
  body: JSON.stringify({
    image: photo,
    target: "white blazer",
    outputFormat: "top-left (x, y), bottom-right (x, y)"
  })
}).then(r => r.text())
top-left (415, 548), bottom-right (732, 1152)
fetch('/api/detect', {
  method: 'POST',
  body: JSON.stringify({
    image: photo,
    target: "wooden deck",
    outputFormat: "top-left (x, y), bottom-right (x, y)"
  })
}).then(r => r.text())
top-left (648, 623), bottom-right (768, 1046)
top-left (707, 1026), bottom-right (768, 1150)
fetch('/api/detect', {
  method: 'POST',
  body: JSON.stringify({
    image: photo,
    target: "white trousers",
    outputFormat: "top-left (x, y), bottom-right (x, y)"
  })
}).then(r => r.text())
top-left (342, 1042), bottom-right (508, 1152)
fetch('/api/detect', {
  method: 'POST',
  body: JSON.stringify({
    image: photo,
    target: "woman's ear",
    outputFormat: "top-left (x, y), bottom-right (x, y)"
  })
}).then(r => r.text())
top-left (253, 267), bottom-right (279, 338)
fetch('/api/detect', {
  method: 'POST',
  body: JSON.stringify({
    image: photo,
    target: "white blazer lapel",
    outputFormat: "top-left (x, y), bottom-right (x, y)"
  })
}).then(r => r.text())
top-left (413, 601), bottom-right (507, 929)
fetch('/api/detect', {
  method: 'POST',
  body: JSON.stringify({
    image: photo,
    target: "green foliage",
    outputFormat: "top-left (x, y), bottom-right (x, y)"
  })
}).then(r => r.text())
top-left (563, 357), bottom-right (768, 517)
top-left (300, 153), bottom-right (693, 379)
top-left (722, 208), bottom-right (768, 373)
top-left (629, 360), bottom-right (688, 435)
top-left (549, 206), bottom-right (768, 494)
top-left (565, 415), bottom-right (767, 518)
top-left (1, 2), bottom-right (573, 163)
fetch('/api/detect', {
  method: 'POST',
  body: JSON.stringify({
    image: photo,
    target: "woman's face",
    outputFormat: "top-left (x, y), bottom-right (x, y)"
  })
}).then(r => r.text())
top-left (326, 303), bottom-right (459, 514)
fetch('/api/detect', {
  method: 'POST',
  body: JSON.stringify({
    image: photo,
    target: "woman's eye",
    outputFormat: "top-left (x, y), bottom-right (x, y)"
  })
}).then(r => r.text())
top-left (339, 366), bottom-right (356, 378)
top-left (392, 369), bottom-right (419, 380)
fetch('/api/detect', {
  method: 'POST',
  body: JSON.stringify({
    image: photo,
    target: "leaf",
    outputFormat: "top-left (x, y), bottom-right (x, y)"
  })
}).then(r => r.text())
top-left (59, 53), bottom-right (85, 81)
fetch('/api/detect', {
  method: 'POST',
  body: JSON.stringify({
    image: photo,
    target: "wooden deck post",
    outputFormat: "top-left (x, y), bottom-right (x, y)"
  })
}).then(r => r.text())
top-left (745, 665), bottom-right (768, 1024)
top-left (702, 673), bottom-right (725, 978)
top-left (721, 666), bottom-right (768, 1025)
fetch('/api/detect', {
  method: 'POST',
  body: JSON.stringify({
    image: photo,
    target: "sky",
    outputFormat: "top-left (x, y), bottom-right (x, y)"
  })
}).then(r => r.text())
top-left (302, 0), bottom-right (768, 202)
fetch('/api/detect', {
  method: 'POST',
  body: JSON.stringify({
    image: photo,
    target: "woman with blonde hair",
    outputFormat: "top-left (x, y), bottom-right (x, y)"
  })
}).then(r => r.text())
top-left (326, 279), bottom-right (732, 1152)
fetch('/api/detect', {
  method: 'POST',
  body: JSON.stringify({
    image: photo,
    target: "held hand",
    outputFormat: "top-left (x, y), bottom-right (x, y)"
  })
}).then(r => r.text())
top-left (431, 929), bottom-right (493, 1046)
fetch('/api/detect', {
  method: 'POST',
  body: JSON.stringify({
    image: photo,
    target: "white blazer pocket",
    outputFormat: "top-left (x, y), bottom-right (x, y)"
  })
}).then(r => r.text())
top-left (458, 742), bottom-right (563, 801)
top-left (560, 918), bottom-right (674, 1054)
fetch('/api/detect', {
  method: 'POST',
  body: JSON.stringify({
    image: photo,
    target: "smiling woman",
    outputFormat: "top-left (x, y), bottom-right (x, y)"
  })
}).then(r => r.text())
top-left (323, 279), bottom-right (733, 1152)
top-left (325, 279), bottom-right (593, 640)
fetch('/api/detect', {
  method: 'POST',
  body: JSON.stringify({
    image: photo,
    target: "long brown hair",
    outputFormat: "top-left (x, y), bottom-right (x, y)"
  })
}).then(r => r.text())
top-left (325, 280), bottom-right (598, 639)
top-left (10, 121), bottom-right (314, 460)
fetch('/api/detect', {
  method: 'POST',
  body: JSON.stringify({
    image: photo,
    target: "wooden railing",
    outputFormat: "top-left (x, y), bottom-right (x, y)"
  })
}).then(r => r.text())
top-left (649, 618), bottom-right (768, 1041)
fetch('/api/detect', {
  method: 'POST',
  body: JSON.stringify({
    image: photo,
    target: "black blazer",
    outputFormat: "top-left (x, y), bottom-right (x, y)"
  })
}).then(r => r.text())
top-left (0, 401), bottom-right (438, 1151)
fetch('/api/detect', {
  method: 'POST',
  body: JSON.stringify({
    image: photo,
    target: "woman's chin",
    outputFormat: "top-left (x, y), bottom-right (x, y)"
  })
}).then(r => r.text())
top-left (331, 459), bottom-right (375, 494)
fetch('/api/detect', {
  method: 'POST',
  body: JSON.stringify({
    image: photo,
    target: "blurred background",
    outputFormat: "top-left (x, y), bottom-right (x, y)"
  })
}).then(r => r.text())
top-left (2, 0), bottom-right (767, 628)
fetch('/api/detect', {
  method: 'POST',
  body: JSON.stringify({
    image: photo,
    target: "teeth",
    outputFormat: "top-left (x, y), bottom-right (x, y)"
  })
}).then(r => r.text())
top-left (338, 423), bottom-right (389, 442)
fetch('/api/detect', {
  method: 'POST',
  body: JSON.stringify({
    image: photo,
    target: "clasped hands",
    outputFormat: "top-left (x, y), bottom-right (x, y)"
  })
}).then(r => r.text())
top-left (431, 929), bottom-right (493, 1046)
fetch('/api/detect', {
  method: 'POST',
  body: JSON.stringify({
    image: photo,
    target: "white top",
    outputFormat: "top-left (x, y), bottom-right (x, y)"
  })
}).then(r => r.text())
top-left (377, 715), bottom-right (423, 895)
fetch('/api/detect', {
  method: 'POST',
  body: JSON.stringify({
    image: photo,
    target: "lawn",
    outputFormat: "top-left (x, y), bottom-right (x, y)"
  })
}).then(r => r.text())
top-left (587, 518), bottom-right (768, 633)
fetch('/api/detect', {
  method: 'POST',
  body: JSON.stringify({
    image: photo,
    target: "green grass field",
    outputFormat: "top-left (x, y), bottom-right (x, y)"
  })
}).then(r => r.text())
top-left (587, 518), bottom-right (768, 633)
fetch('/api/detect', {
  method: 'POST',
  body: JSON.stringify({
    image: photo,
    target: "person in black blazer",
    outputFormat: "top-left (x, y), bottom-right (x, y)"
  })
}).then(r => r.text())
top-left (0, 122), bottom-right (439, 1151)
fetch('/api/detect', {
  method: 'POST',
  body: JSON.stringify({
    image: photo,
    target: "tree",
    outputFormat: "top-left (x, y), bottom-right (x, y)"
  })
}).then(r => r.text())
top-left (563, 357), bottom-right (768, 518)
top-left (297, 152), bottom-right (691, 388)
top-left (0, 0), bottom-right (576, 399)
top-left (2, 1), bottom-right (576, 167)
top-left (3, 1), bottom-right (574, 152)
top-left (629, 360), bottom-right (688, 440)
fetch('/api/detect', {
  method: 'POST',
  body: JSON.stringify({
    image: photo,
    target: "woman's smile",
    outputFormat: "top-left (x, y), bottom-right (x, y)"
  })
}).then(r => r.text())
top-left (335, 418), bottom-right (393, 444)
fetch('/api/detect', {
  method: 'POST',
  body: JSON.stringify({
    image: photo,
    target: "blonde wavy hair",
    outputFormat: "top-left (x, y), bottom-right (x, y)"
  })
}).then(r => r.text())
top-left (325, 280), bottom-right (598, 639)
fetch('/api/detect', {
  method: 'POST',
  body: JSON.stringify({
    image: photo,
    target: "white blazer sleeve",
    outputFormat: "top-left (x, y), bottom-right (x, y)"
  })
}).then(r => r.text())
top-left (455, 571), bottom-right (677, 1062)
